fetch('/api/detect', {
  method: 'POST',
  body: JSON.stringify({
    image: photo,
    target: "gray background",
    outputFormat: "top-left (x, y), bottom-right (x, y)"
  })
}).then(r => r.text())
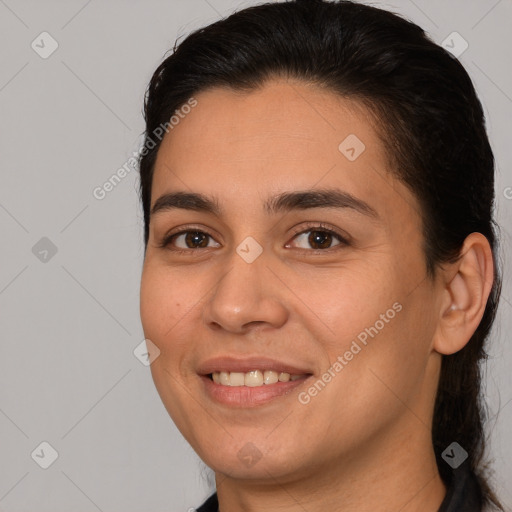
top-left (0, 0), bottom-right (510, 510)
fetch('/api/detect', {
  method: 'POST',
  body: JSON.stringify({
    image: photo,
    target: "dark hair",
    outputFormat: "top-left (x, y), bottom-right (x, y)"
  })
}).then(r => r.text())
top-left (138, 0), bottom-right (503, 508)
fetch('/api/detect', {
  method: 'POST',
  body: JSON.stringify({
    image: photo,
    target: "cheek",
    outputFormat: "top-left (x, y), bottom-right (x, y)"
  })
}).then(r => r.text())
top-left (330, 296), bottom-right (433, 422)
top-left (139, 261), bottom-right (206, 385)
top-left (140, 263), bottom-right (188, 342)
top-left (302, 314), bottom-right (425, 455)
top-left (139, 264), bottom-right (196, 420)
top-left (296, 263), bottom-right (431, 415)
top-left (288, 263), bottom-right (397, 352)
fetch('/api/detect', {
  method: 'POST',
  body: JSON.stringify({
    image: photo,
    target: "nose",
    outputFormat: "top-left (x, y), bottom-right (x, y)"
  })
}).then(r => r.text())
top-left (202, 249), bottom-right (288, 334)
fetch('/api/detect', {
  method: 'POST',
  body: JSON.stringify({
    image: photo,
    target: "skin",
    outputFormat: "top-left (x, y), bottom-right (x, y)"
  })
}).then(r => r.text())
top-left (139, 78), bottom-right (494, 512)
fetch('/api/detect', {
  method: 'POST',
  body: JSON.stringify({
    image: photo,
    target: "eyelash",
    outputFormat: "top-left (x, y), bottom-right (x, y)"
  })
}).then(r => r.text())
top-left (158, 222), bottom-right (350, 255)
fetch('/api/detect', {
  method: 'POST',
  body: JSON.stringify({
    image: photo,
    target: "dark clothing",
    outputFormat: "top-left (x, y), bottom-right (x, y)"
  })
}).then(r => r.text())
top-left (438, 465), bottom-right (483, 512)
top-left (196, 465), bottom-right (482, 511)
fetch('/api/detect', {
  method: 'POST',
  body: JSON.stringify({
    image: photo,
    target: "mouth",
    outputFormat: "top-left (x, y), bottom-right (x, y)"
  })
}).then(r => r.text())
top-left (197, 357), bottom-right (314, 407)
top-left (207, 370), bottom-right (310, 387)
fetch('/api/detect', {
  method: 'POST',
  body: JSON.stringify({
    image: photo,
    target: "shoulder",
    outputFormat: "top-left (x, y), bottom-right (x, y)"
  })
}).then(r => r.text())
top-left (195, 492), bottom-right (218, 512)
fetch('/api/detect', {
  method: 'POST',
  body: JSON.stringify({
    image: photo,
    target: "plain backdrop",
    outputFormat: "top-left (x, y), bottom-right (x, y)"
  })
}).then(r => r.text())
top-left (0, 0), bottom-right (510, 510)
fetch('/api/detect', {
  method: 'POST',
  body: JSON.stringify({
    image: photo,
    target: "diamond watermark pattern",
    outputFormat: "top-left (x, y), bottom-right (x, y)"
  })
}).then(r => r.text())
top-left (441, 441), bottom-right (468, 469)
top-left (133, 338), bottom-right (161, 366)
top-left (32, 237), bottom-right (58, 263)
top-left (237, 442), bottom-right (263, 468)
top-left (31, 32), bottom-right (59, 59)
top-left (236, 236), bottom-right (263, 263)
top-left (338, 134), bottom-right (366, 161)
top-left (31, 441), bottom-right (59, 469)
top-left (441, 32), bottom-right (468, 58)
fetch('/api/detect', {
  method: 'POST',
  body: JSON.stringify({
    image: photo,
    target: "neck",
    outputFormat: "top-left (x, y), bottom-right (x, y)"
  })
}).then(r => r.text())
top-left (214, 425), bottom-right (446, 512)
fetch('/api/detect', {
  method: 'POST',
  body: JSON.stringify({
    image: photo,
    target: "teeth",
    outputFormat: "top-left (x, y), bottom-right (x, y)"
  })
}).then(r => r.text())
top-left (278, 372), bottom-right (290, 382)
top-left (263, 370), bottom-right (278, 385)
top-left (245, 370), bottom-right (263, 387)
top-left (230, 372), bottom-right (245, 386)
top-left (210, 370), bottom-right (307, 387)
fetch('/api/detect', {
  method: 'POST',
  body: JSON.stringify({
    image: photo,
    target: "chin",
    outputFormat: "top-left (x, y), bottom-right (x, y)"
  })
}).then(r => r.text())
top-left (195, 434), bottom-right (309, 482)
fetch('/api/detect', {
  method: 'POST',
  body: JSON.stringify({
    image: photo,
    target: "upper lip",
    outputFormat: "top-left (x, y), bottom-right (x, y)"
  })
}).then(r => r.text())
top-left (197, 356), bottom-right (313, 376)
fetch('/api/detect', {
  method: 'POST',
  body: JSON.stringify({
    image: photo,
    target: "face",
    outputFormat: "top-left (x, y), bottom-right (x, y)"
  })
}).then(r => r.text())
top-left (140, 79), bottom-right (443, 483)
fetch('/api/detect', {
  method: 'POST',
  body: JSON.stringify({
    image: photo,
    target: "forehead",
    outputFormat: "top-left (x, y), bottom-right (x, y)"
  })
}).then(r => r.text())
top-left (156, 79), bottom-right (381, 162)
top-left (151, 79), bottom-right (417, 225)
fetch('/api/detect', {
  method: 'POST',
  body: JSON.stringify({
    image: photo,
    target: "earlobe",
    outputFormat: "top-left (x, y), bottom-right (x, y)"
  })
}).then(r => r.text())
top-left (433, 232), bottom-right (494, 356)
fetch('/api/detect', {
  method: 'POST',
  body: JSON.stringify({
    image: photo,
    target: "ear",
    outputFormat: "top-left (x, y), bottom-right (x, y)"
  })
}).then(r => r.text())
top-left (432, 232), bottom-right (494, 356)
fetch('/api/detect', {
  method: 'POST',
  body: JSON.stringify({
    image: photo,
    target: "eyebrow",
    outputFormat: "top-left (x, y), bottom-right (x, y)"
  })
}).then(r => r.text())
top-left (150, 189), bottom-right (380, 220)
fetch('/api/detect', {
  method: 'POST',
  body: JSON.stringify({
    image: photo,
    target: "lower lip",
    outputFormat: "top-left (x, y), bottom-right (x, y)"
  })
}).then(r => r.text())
top-left (200, 375), bottom-right (311, 407)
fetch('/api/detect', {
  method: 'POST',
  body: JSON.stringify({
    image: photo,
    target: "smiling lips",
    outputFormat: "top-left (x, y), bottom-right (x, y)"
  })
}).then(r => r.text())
top-left (197, 356), bottom-right (313, 406)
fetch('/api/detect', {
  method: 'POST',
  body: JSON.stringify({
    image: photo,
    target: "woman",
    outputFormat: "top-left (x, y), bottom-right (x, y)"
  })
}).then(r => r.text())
top-left (137, 0), bottom-right (504, 510)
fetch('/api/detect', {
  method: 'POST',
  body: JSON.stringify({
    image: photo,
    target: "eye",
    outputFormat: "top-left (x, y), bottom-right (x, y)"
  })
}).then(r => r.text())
top-left (159, 229), bottom-right (220, 252)
top-left (286, 223), bottom-right (349, 252)
top-left (158, 222), bottom-right (349, 254)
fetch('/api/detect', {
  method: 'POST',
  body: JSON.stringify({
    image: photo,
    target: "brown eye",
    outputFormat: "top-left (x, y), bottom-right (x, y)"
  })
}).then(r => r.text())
top-left (308, 230), bottom-right (336, 250)
top-left (161, 230), bottom-right (221, 251)
top-left (182, 231), bottom-right (210, 248)
top-left (286, 224), bottom-right (349, 252)
top-left (290, 229), bottom-right (346, 251)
